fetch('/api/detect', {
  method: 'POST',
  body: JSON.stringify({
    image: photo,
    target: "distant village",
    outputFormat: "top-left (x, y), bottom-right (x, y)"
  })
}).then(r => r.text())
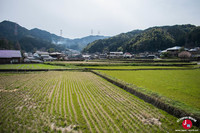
top-left (0, 46), bottom-right (200, 64)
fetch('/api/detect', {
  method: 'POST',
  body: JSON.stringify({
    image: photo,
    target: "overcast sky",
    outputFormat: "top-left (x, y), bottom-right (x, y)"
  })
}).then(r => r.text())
top-left (0, 0), bottom-right (200, 39)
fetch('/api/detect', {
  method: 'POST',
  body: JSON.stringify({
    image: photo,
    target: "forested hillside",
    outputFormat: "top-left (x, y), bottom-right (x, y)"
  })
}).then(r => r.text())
top-left (0, 21), bottom-right (65, 52)
top-left (0, 21), bottom-right (108, 52)
top-left (83, 25), bottom-right (200, 53)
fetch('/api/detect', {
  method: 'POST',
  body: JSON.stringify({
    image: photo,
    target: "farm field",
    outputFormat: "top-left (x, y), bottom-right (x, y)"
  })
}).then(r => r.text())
top-left (96, 69), bottom-right (200, 116)
top-left (46, 61), bottom-right (123, 66)
top-left (83, 65), bottom-right (188, 69)
top-left (0, 62), bottom-right (196, 71)
top-left (46, 60), bottom-right (196, 67)
top-left (47, 61), bottom-right (121, 64)
top-left (0, 71), bottom-right (185, 132)
top-left (0, 64), bottom-right (69, 69)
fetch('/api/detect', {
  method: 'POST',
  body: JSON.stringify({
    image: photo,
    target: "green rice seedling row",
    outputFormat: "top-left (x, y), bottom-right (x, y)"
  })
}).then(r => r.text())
top-left (0, 71), bottom-right (195, 132)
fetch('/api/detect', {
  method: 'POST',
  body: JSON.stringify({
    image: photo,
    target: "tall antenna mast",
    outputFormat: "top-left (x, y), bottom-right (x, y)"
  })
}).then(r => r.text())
top-left (59, 29), bottom-right (64, 47)
top-left (14, 24), bottom-right (18, 36)
top-left (60, 29), bottom-right (62, 37)
top-left (14, 24), bottom-right (21, 50)
top-left (91, 29), bottom-right (93, 35)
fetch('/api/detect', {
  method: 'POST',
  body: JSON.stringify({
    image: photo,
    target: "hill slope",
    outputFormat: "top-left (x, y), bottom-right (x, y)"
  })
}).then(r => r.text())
top-left (0, 21), bottom-right (66, 52)
top-left (83, 25), bottom-right (200, 53)
top-left (64, 35), bottom-right (109, 51)
top-left (0, 20), bottom-right (108, 52)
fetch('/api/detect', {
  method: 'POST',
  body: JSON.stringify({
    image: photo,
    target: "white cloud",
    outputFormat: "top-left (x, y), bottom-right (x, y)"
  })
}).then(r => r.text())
top-left (0, 0), bottom-right (200, 38)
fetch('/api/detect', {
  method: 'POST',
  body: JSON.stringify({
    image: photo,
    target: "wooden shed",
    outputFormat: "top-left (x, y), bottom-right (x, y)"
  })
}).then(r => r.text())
top-left (0, 50), bottom-right (22, 64)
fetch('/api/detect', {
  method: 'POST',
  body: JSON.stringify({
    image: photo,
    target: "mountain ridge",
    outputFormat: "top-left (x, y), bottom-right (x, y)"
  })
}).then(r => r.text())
top-left (83, 24), bottom-right (200, 53)
top-left (0, 20), bottom-right (108, 52)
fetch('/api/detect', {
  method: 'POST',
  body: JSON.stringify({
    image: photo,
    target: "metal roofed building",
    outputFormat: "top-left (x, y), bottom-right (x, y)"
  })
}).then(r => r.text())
top-left (161, 46), bottom-right (183, 57)
top-left (0, 50), bottom-right (22, 64)
top-left (49, 52), bottom-right (62, 60)
top-left (108, 52), bottom-right (124, 59)
top-left (161, 46), bottom-right (182, 53)
top-left (166, 46), bottom-right (182, 51)
top-left (34, 51), bottom-right (56, 61)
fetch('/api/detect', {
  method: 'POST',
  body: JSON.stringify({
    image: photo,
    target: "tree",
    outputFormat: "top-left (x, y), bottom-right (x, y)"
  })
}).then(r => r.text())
top-left (179, 47), bottom-right (185, 52)
top-left (178, 51), bottom-right (191, 59)
top-left (48, 48), bottom-right (55, 53)
top-left (160, 52), bottom-right (170, 58)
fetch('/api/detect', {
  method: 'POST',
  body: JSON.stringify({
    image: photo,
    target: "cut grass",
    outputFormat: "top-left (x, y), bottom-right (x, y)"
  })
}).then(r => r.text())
top-left (96, 69), bottom-right (200, 116)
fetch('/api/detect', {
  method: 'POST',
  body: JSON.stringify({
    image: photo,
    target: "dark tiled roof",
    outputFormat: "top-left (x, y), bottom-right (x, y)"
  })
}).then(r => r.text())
top-left (0, 50), bottom-right (22, 58)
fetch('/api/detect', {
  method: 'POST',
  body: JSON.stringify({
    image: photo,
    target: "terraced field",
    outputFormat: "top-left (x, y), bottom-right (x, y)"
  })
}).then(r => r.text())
top-left (0, 71), bottom-right (185, 132)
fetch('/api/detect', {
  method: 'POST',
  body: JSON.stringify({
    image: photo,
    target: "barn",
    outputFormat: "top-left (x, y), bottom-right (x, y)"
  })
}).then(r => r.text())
top-left (0, 50), bottom-right (22, 64)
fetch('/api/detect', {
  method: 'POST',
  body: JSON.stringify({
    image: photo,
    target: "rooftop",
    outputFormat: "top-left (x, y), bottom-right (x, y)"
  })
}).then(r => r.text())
top-left (49, 52), bottom-right (62, 55)
top-left (36, 51), bottom-right (49, 55)
top-left (0, 50), bottom-right (22, 58)
top-left (166, 46), bottom-right (181, 51)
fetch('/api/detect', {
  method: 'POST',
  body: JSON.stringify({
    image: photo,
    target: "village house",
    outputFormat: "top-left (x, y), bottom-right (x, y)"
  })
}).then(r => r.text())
top-left (0, 50), bottom-right (22, 64)
top-left (134, 53), bottom-right (157, 59)
top-left (23, 52), bottom-right (43, 63)
top-left (123, 52), bottom-right (132, 58)
top-left (99, 53), bottom-right (107, 59)
top-left (160, 46), bottom-right (190, 58)
top-left (49, 52), bottom-right (62, 60)
top-left (34, 51), bottom-right (56, 62)
top-left (82, 54), bottom-right (91, 60)
top-left (108, 52), bottom-right (123, 59)
top-left (161, 46), bottom-right (182, 57)
top-left (189, 47), bottom-right (200, 59)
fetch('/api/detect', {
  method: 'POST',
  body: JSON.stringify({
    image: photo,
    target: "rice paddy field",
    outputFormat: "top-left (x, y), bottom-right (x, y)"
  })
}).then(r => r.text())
top-left (83, 66), bottom-right (188, 69)
top-left (0, 64), bottom-right (68, 69)
top-left (47, 61), bottom-right (121, 65)
top-left (96, 69), bottom-right (200, 116)
top-left (46, 60), bottom-right (196, 67)
top-left (0, 71), bottom-right (187, 132)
